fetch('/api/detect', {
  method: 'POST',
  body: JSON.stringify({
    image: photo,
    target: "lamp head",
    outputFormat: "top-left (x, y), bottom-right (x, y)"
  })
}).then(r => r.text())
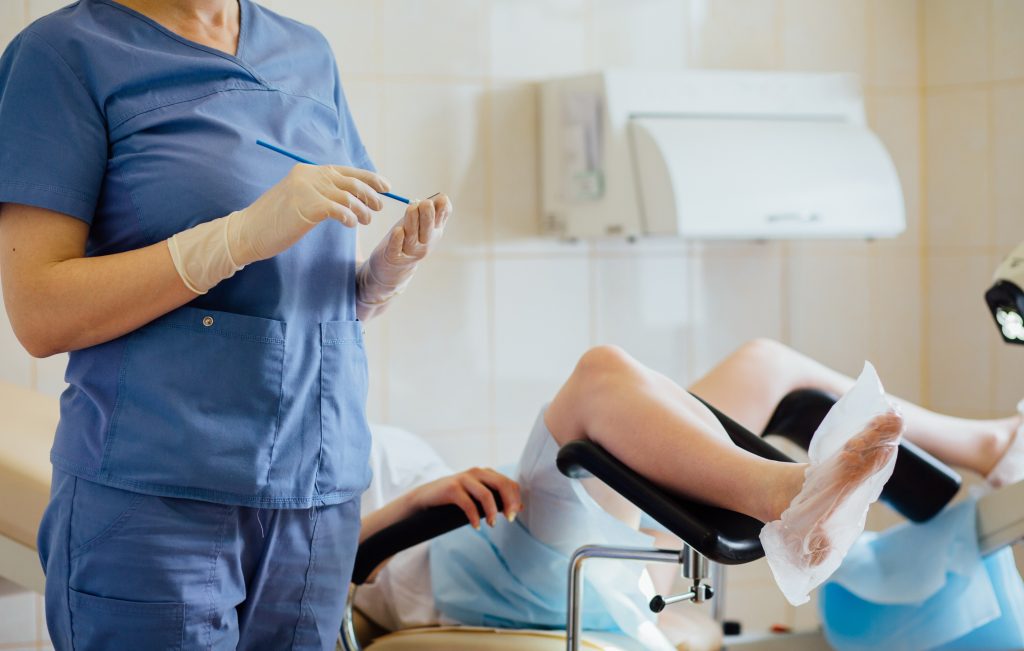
top-left (987, 241), bottom-right (1024, 345)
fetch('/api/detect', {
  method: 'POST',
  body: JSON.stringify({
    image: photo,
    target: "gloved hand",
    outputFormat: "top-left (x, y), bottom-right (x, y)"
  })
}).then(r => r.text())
top-left (356, 193), bottom-right (452, 320)
top-left (168, 164), bottom-right (390, 294)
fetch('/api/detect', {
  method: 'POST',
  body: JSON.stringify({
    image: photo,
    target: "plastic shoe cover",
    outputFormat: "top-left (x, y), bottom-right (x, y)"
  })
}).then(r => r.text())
top-left (760, 362), bottom-right (904, 606)
top-left (986, 400), bottom-right (1024, 489)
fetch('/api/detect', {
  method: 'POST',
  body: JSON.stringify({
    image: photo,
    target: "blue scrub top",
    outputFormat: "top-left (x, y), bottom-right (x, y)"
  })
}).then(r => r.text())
top-left (0, 0), bottom-right (375, 507)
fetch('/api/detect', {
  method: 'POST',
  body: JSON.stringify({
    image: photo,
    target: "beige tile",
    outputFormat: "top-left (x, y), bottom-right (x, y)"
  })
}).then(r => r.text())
top-left (993, 84), bottom-right (1024, 249)
top-left (869, 252), bottom-right (924, 404)
top-left (418, 429), bottom-right (493, 473)
top-left (342, 80), bottom-right (382, 168)
top-left (264, 1), bottom-right (376, 77)
top-left (992, 331), bottom-right (1024, 416)
top-left (0, 2), bottom-right (25, 52)
top-left (593, 251), bottom-right (693, 385)
top-left (865, 498), bottom-right (904, 532)
top-left (924, 0), bottom-right (990, 86)
top-left (721, 556), bottom-right (776, 586)
top-left (492, 426), bottom-right (535, 468)
top-left (34, 353), bottom-right (68, 398)
top-left (721, 577), bottom-right (791, 632)
top-left (489, 83), bottom-right (542, 242)
top-left (926, 252), bottom-right (994, 416)
top-left (787, 251), bottom-right (874, 378)
top-left (363, 318), bottom-right (389, 423)
top-left (382, 256), bottom-right (491, 432)
top-left (868, 0), bottom-right (920, 88)
top-left (925, 88), bottom-right (991, 249)
top-left (0, 587), bottom-right (36, 645)
top-left (376, 82), bottom-right (489, 251)
top-left (490, 0), bottom-right (588, 80)
top-left (866, 92), bottom-right (923, 249)
top-left (0, 309), bottom-right (31, 388)
top-left (690, 242), bottom-right (785, 380)
top-left (493, 255), bottom-right (591, 430)
top-left (689, 0), bottom-right (779, 70)
top-left (789, 588), bottom-right (820, 630)
top-left (992, 0), bottom-right (1024, 81)
top-left (781, 0), bottom-right (867, 76)
top-left (376, 0), bottom-right (486, 78)
top-left (591, 0), bottom-right (689, 69)
top-left (27, 0), bottom-right (68, 21)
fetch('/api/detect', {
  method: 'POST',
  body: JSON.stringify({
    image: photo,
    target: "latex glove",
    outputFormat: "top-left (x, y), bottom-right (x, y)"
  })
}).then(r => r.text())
top-left (356, 193), bottom-right (452, 320)
top-left (168, 164), bottom-right (390, 294)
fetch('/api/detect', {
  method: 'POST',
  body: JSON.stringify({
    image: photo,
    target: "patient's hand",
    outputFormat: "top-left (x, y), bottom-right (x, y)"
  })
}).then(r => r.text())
top-left (409, 468), bottom-right (523, 530)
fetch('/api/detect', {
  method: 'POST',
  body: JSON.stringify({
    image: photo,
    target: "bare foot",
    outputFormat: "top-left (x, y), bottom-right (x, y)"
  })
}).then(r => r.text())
top-left (791, 412), bottom-right (903, 566)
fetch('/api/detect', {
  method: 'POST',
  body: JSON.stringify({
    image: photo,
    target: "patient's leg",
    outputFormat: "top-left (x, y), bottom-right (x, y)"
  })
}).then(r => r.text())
top-left (544, 345), bottom-right (893, 529)
top-left (688, 338), bottom-right (1019, 478)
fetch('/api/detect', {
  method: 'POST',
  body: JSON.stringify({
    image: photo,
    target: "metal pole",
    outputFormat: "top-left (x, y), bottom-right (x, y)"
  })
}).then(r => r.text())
top-left (710, 562), bottom-right (726, 622)
top-left (340, 584), bottom-right (362, 651)
top-left (566, 545), bottom-right (682, 651)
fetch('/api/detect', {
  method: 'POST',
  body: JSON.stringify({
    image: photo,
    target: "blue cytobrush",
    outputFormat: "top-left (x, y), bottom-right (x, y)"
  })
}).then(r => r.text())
top-left (256, 139), bottom-right (411, 204)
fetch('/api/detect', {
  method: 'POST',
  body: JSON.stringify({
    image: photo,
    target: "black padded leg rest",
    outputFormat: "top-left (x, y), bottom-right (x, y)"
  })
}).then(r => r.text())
top-left (557, 440), bottom-right (769, 564)
top-left (556, 393), bottom-right (795, 565)
top-left (764, 388), bottom-right (962, 522)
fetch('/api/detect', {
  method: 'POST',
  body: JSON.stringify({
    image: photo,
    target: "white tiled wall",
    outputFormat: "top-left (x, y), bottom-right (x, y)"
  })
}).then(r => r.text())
top-left (922, 0), bottom-right (1024, 419)
top-left (0, 0), bottom-right (1013, 645)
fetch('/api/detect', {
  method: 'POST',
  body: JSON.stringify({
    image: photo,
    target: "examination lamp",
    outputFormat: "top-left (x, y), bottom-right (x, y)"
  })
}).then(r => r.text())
top-left (986, 240), bottom-right (1024, 345)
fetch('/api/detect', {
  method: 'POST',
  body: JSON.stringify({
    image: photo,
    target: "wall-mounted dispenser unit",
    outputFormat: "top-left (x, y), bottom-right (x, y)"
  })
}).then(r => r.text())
top-left (539, 70), bottom-right (905, 240)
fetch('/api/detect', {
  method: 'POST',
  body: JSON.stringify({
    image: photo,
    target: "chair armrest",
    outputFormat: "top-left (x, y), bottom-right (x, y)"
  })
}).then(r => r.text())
top-left (351, 491), bottom-right (504, 585)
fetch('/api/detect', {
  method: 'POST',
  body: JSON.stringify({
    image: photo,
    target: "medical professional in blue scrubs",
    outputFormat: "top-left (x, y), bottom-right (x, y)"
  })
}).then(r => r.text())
top-left (0, 0), bottom-right (451, 648)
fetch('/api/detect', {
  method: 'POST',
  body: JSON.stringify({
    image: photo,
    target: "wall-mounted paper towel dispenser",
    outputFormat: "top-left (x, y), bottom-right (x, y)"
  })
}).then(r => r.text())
top-left (539, 70), bottom-right (905, 240)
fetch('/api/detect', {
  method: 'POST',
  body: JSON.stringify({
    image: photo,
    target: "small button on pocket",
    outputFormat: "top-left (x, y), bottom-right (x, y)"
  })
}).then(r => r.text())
top-left (202, 316), bottom-right (214, 327)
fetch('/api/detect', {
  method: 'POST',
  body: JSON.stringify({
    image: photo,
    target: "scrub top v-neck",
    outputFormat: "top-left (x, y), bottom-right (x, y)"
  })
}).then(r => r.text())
top-left (0, 0), bottom-right (376, 508)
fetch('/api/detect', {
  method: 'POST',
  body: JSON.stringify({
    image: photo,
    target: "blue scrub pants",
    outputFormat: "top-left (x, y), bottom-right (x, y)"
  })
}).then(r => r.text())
top-left (38, 469), bottom-right (360, 650)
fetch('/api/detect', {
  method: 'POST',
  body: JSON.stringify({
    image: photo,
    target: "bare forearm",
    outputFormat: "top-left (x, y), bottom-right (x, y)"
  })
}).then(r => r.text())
top-left (3, 240), bottom-right (194, 356)
top-left (359, 491), bottom-right (416, 543)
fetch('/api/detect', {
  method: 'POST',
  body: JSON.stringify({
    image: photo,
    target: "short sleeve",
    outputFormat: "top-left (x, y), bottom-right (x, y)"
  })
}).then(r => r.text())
top-left (0, 31), bottom-right (108, 224)
top-left (331, 58), bottom-right (374, 173)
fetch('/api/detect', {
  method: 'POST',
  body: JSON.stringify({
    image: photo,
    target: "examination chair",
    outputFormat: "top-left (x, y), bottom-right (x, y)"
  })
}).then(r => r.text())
top-left (339, 390), bottom-right (965, 651)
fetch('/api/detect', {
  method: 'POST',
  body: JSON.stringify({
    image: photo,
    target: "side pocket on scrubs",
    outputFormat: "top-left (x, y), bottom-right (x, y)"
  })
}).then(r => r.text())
top-left (317, 320), bottom-right (371, 496)
top-left (103, 306), bottom-right (287, 497)
top-left (69, 588), bottom-right (184, 650)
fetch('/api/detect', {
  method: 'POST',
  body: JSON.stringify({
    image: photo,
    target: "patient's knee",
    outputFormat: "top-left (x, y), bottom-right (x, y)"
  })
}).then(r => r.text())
top-left (572, 345), bottom-right (643, 390)
top-left (733, 337), bottom-right (791, 368)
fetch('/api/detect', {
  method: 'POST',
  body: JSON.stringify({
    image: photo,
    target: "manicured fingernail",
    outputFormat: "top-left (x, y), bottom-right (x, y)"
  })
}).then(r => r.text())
top-left (473, 522), bottom-right (481, 531)
top-left (509, 512), bottom-right (517, 523)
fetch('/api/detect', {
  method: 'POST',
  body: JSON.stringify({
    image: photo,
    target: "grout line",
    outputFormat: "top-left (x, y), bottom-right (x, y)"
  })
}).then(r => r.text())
top-left (917, 0), bottom-right (931, 409)
top-left (865, 0), bottom-right (876, 88)
top-left (986, 2), bottom-right (997, 415)
top-left (779, 242), bottom-right (792, 346)
top-left (482, 0), bottom-right (497, 464)
top-left (35, 592), bottom-right (45, 646)
top-left (773, 0), bottom-right (785, 69)
top-left (587, 242), bottom-right (597, 347)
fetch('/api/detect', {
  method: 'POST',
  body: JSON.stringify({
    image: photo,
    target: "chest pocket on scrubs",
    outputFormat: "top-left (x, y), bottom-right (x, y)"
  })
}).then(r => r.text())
top-left (317, 320), bottom-right (371, 494)
top-left (103, 306), bottom-right (286, 497)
